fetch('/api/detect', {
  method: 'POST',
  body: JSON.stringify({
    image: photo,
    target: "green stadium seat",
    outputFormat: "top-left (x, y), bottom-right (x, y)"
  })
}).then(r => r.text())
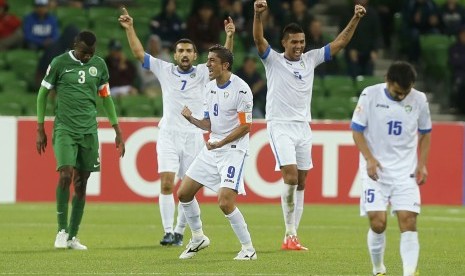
top-left (313, 96), bottom-right (354, 120)
top-left (355, 75), bottom-right (384, 95)
top-left (89, 7), bottom-right (121, 29)
top-left (323, 75), bottom-right (355, 97)
top-left (56, 7), bottom-right (90, 29)
top-left (0, 92), bottom-right (25, 115)
top-left (420, 34), bottom-right (453, 79)
top-left (119, 95), bottom-right (157, 117)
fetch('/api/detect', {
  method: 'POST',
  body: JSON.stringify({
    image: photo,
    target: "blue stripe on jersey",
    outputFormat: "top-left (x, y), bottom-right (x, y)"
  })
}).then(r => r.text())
top-left (142, 53), bottom-right (150, 70)
top-left (217, 80), bottom-right (231, 89)
top-left (324, 44), bottom-right (331, 62)
top-left (418, 128), bottom-right (432, 134)
top-left (269, 125), bottom-right (282, 167)
top-left (384, 88), bottom-right (395, 101)
top-left (260, 45), bottom-right (271, 59)
top-left (204, 111), bottom-right (210, 119)
top-left (235, 152), bottom-right (247, 191)
top-left (351, 122), bottom-right (366, 132)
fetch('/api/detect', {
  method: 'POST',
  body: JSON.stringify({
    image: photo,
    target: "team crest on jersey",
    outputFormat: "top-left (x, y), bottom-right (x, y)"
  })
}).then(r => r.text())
top-left (404, 105), bottom-right (412, 113)
top-left (190, 73), bottom-right (196, 78)
top-left (355, 105), bottom-right (363, 113)
top-left (89, 66), bottom-right (98, 76)
top-left (300, 61), bottom-right (305, 68)
top-left (224, 91), bottom-right (229, 98)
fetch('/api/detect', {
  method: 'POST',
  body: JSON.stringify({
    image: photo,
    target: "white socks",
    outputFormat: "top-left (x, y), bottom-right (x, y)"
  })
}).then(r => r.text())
top-left (225, 207), bottom-right (253, 250)
top-left (281, 183), bottom-right (297, 236)
top-left (174, 201), bottom-right (187, 235)
top-left (295, 190), bottom-right (304, 231)
top-left (159, 194), bottom-right (175, 233)
top-left (401, 231), bottom-right (419, 276)
top-left (180, 198), bottom-right (204, 241)
top-left (368, 228), bottom-right (386, 275)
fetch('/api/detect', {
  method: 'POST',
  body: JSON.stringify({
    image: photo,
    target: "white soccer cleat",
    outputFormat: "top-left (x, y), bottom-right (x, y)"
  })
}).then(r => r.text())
top-left (233, 249), bottom-right (257, 260)
top-left (54, 229), bottom-right (69, 249)
top-left (179, 236), bottom-right (210, 259)
top-left (67, 237), bottom-right (88, 250)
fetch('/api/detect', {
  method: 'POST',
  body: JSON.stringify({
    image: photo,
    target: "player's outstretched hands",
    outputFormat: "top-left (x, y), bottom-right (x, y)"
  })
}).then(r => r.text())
top-left (224, 16), bottom-right (235, 38)
top-left (118, 6), bottom-right (133, 29)
top-left (354, 4), bottom-right (366, 18)
top-left (36, 128), bottom-right (47, 155)
top-left (254, 0), bottom-right (267, 14)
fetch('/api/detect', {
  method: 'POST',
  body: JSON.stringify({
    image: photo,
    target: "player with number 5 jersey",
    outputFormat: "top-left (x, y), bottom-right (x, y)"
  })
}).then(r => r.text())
top-left (351, 61), bottom-right (432, 276)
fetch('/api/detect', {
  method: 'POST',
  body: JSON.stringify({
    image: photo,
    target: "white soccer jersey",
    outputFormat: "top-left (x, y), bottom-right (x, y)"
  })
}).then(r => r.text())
top-left (204, 74), bottom-right (253, 151)
top-left (351, 83), bottom-right (432, 184)
top-left (143, 53), bottom-right (209, 132)
top-left (260, 45), bottom-right (331, 122)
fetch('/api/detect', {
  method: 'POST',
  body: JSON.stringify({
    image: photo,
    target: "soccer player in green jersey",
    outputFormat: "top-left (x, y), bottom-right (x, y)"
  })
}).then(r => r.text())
top-left (36, 30), bottom-right (125, 250)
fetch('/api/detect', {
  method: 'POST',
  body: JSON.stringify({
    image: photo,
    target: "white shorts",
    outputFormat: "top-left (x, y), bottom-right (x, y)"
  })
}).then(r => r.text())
top-left (360, 175), bottom-right (421, 216)
top-left (156, 128), bottom-right (205, 179)
top-left (267, 121), bottom-right (313, 171)
top-left (185, 147), bottom-right (248, 195)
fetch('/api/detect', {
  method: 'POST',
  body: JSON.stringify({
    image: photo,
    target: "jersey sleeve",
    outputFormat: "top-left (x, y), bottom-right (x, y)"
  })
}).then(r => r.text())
top-left (237, 82), bottom-right (253, 111)
top-left (259, 46), bottom-right (277, 66)
top-left (304, 44), bottom-right (331, 68)
top-left (350, 89), bottom-right (369, 132)
top-left (41, 58), bottom-right (59, 89)
top-left (142, 53), bottom-right (169, 77)
top-left (418, 94), bottom-right (432, 134)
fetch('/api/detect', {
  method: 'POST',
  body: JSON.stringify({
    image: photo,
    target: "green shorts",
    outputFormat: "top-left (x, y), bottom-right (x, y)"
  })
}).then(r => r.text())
top-left (52, 129), bottom-right (100, 172)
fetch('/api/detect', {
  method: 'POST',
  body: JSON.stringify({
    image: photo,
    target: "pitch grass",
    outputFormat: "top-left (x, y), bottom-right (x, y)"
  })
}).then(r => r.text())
top-left (0, 203), bottom-right (464, 275)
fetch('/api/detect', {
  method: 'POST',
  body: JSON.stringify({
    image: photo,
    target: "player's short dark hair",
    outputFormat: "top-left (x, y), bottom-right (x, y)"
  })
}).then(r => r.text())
top-left (282, 23), bottom-right (304, 40)
top-left (208, 44), bottom-right (233, 71)
top-left (75, 31), bottom-right (96, 47)
top-left (173, 38), bottom-right (198, 53)
top-left (386, 61), bottom-right (417, 89)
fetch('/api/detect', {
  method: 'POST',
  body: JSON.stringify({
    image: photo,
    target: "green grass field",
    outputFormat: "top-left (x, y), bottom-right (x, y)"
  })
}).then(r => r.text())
top-left (0, 203), bottom-right (464, 275)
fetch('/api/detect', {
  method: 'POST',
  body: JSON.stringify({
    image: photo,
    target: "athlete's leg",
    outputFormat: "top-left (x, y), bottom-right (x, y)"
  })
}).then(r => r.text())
top-left (219, 187), bottom-right (254, 253)
top-left (159, 171), bottom-right (176, 245)
top-left (68, 169), bottom-right (90, 240)
top-left (367, 211), bottom-right (388, 275)
top-left (56, 166), bottom-right (73, 232)
top-left (397, 211), bottom-right (419, 276)
top-left (177, 176), bottom-right (204, 241)
top-left (295, 169), bottom-right (308, 231)
top-left (280, 164), bottom-right (298, 237)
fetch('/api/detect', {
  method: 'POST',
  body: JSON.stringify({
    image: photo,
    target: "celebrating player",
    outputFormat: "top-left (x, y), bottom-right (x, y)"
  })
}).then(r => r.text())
top-left (252, 0), bottom-right (366, 250)
top-left (178, 44), bottom-right (256, 260)
top-left (119, 7), bottom-right (236, 246)
top-left (351, 61), bottom-right (431, 276)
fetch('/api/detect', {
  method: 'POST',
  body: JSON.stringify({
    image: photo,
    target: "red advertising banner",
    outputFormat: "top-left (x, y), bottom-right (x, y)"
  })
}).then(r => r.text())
top-left (14, 119), bottom-right (464, 205)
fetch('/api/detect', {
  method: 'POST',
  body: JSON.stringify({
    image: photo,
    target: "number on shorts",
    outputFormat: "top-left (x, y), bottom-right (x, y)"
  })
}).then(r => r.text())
top-left (364, 188), bottom-right (375, 203)
top-left (227, 166), bottom-right (235, 178)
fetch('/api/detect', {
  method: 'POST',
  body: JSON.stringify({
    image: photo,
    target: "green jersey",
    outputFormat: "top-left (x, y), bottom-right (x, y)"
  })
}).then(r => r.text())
top-left (42, 51), bottom-right (109, 134)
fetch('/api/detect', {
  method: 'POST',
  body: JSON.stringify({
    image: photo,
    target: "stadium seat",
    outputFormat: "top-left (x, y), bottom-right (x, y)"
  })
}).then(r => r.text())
top-left (119, 95), bottom-right (157, 117)
top-left (89, 7), bottom-right (121, 29)
top-left (420, 34), bottom-right (453, 80)
top-left (355, 75), bottom-right (384, 95)
top-left (323, 75), bottom-right (355, 97)
top-left (56, 7), bottom-right (90, 29)
top-left (0, 92), bottom-right (25, 116)
top-left (313, 96), bottom-right (354, 120)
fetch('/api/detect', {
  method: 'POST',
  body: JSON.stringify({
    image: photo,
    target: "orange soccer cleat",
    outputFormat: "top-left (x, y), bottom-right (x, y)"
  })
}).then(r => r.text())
top-left (281, 235), bottom-right (308, 250)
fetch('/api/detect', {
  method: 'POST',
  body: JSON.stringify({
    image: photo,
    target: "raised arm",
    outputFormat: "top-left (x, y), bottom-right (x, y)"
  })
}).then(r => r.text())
top-left (224, 16), bottom-right (235, 52)
top-left (329, 4), bottom-right (366, 56)
top-left (118, 7), bottom-right (145, 63)
top-left (253, 0), bottom-right (270, 56)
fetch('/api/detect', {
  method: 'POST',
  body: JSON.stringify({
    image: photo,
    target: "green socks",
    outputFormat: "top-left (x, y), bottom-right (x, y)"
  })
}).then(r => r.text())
top-left (56, 185), bottom-right (69, 232)
top-left (68, 195), bottom-right (86, 239)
